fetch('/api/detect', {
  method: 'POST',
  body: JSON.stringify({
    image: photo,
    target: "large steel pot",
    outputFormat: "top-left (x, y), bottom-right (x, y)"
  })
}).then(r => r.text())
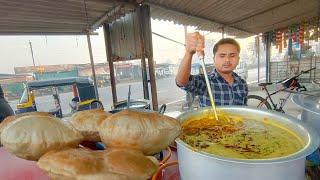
top-left (176, 106), bottom-right (320, 180)
top-left (292, 93), bottom-right (320, 133)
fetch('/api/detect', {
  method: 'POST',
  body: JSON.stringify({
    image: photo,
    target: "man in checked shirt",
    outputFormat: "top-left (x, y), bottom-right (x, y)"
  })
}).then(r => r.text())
top-left (176, 32), bottom-right (248, 107)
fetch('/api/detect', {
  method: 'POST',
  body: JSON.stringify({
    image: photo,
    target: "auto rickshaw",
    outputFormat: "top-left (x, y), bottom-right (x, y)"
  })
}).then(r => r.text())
top-left (16, 77), bottom-right (103, 117)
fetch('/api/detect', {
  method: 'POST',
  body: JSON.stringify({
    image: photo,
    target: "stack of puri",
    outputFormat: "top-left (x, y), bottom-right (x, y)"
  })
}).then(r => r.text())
top-left (0, 109), bottom-right (182, 179)
top-left (0, 112), bottom-right (83, 160)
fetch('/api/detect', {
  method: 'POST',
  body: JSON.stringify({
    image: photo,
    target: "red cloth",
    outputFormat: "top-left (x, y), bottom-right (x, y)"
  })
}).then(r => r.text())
top-left (0, 146), bottom-right (181, 180)
top-left (0, 148), bottom-right (49, 180)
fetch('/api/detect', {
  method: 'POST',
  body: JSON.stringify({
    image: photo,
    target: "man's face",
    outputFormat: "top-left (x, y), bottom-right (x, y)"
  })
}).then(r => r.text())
top-left (214, 44), bottom-right (240, 74)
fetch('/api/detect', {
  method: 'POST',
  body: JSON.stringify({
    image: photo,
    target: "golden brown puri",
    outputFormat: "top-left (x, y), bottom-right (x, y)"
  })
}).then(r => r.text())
top-left (99, 109), bottom-right (182, 155)
top-left (37, 148), bottom-right (158, 180)
top-left (104, 148), bottom-right (158, 179)
top-left (71, 109), bottom-right (111, 142)
top-left (1, 115), bottom-right (83, 160)
top-left (37, 148), bottom-right (105, 178)
top-left (0, 112), bottom-right (53, 135)
top-left (76, 173), bottom-right (133, 180)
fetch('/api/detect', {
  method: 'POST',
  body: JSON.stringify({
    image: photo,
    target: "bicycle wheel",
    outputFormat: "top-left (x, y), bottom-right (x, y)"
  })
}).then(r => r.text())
top-left (247, 95), bottom-right (272, 110)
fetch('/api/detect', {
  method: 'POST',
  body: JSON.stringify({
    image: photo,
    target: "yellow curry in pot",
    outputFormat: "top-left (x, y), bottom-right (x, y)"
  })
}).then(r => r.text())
top-left (180, 112), bottom-right (305, 159)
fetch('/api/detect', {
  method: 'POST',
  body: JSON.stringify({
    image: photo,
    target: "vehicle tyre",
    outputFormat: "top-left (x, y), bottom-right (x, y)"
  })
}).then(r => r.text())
top-left (89, 100), bottom-right (104, 110)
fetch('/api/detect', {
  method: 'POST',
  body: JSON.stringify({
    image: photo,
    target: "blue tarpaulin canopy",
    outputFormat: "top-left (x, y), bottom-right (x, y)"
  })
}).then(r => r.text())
top-left (27, 77), bottom-right (93, 90)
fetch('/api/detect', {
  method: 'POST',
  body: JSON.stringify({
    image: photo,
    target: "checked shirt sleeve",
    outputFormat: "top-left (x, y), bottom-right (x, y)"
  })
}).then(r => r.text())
top-left (243, 80), bottom-right (249, 105)
top-left (176, 75), bottom-right (207, 96)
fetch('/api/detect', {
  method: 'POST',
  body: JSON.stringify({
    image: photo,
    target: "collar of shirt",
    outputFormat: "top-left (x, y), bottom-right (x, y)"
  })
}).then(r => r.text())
top-left (209, 69), bottom-right (241, 86)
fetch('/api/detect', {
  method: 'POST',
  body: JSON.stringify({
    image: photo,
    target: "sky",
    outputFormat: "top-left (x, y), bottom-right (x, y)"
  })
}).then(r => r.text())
top-left (0, 19), bottom-right (253, 74)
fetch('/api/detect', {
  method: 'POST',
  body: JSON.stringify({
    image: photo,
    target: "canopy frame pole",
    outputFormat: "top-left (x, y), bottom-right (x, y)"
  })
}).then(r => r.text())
top-left (103, 23), bottom-right (118, 106)
top-left (265, 32), bottom-right (272, 82)
top-left (138, 6), bottom-right (150, 100)
top-left (86, 32), bottom-right (100, 100)
top-left (141, 54), bottom-right (150, 100)
top-left (139, 4), bottom-right (158, 110)
top-left (257, 35), bottom-right (260, 83)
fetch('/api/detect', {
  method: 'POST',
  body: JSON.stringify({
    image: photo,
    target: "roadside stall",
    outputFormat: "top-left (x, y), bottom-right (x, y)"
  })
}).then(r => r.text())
top-left (0, 0), bottom-right (319, 180)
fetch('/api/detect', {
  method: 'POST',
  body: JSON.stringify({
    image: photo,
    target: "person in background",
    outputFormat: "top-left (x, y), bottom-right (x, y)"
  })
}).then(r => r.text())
top-left (70, 96), bottom-right (80, 113)
top-left (176, 32), bottom-right (248, 107)
top-left (0, 84), bottom-right (14, 122)
top-left (52, 94), bottom-right (62, 118)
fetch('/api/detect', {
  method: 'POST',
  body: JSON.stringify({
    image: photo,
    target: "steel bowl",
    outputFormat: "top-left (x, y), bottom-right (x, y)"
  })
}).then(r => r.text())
top-left (292, 93), bottom-right (320, 133)
top-left (176, 106), bottom-right (320, 180)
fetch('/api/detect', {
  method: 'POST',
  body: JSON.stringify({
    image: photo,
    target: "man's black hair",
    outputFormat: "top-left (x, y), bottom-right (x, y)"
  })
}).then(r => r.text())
top-left (213, 38), bottom-right (240, 56)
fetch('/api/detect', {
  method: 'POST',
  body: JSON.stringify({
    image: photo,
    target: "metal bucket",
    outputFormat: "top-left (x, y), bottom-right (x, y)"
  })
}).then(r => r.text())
top-left (110, 99), bottom-right (150, 113)
top-left (176, 106), bottom-right (320, 180)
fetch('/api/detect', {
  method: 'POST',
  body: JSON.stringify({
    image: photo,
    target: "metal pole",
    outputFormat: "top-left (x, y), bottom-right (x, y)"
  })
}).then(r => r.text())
top-left (86, 32), bottom-right (99, 100)
top-left (152, 32), bottom-right (186, 46)
top-left (315, 56), bottom-right (318, 80)
top-left (138, 8), bottom-right (149, 100)
top-left (184, 25), bottom-right (193, 109)
top-left (266, 32), bottom-right (272, 82)
top-left (310, 55), bottom-right (313, 82)
top-left (103, 23), bottom-right (117, 105)
top-left (257, 36), bottom-right (260, 83)
top-left (29, 40), bottom-right (36, 67)
top-left (141, 56), bottom-right (149, 99)
top-left (140, 5), bottom-right (158, 110)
